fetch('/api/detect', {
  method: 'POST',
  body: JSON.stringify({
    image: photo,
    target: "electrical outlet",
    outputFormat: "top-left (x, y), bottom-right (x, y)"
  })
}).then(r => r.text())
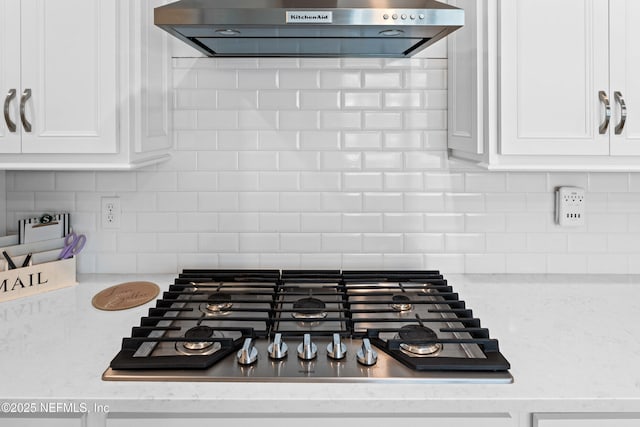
top-left (555, 186), bottom-right (585, 227)
top-left (101, 196), bottom-right (121, 229)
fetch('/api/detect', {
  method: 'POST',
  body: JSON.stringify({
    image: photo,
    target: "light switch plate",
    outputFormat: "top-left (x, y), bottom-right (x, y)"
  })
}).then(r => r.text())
top-left (555, 187), bottom-right (585, 227)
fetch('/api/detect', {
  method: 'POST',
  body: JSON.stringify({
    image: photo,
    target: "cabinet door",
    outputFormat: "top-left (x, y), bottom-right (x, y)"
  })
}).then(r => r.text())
top-left (0, 0), bottom-right (21, 153)
top-left (499, 0), bottom-right (610, 156)
top-left (447, 0), bottom-right (485, 156)
top-left (610, 0), bottom-right (640, 155)
top-left (19, 0), bottom-right (117, 154)
top-left (534, 413), bottom-right (640, 427)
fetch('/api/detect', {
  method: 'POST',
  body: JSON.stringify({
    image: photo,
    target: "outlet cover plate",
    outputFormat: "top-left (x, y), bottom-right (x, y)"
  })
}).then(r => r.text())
top-left (101, 196), bottom-right (121, 229)
top-left (555, 186), bottom-right (585, 227)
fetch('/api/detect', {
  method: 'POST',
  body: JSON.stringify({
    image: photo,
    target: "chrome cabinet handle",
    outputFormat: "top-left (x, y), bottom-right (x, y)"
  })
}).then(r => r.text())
top-left (20, 88), bottom-right (32, 132)
top-left (614, 91), bottom-right (627, 135)
top-left (599, 90), bottom-right (611, 134)
top-left (4, 89), bottom-right (17, 132)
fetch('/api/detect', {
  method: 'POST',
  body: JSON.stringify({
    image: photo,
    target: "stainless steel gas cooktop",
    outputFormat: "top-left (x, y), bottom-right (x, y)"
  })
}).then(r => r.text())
top-left (103, 270), bottom-right (512, 383)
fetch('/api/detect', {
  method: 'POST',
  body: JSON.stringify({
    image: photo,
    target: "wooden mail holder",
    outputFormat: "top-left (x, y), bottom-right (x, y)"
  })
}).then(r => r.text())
top-left (0, 257), bottom-right (77, 303)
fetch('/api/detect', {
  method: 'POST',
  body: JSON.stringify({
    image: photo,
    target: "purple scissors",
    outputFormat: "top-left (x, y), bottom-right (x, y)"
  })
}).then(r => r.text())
top-left (59, 232), bottom-right (87, 260)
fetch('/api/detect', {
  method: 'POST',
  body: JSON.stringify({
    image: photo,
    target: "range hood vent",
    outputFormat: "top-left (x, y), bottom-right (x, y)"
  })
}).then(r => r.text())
top-left (155, 0), bottom-right (464, 58)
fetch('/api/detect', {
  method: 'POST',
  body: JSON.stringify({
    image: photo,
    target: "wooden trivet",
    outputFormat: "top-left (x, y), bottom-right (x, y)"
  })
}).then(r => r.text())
top-left (92, 281), bottom-right (159, 311)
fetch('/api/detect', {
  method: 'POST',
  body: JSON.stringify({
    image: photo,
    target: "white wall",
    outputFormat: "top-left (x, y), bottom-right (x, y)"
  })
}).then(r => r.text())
top-left (5, 58), bottom-right (640, 274)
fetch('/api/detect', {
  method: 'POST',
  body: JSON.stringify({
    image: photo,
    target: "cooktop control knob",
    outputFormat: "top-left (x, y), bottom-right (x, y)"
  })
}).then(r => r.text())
top-left (356, 338), bottom-right (378, 366)
top-left (297, 333), bottom-right (318, 360)
top-left (326, 333), bottom-right (347, 360)
top-left (237, 337), bottom-right (258, 365)
top-left (267, 333), bottom-right (288, 360)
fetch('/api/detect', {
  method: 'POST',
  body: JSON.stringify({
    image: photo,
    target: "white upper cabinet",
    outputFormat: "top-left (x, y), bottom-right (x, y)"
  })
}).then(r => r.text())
top-left (448, 0), bottom-right (640, 170)
top-left (0, 0), bottom-right (172, 170)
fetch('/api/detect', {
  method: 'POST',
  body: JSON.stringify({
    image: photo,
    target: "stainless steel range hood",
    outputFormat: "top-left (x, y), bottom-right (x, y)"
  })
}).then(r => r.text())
top-left (154, 0), bottom-right (464, 58)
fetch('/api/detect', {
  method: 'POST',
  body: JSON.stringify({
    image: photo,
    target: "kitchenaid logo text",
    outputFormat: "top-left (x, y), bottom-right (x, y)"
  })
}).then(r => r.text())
top-left (286, 11), bottom-right (333, 24)
top-left (0, 272), bottom-right (48, 293)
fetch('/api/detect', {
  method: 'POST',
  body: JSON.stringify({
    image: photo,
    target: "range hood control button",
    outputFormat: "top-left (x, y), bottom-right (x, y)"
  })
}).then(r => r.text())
top-left (383, 14), bottom-right (389, 20)
top-left (392, 14), bottom-right (398, 20)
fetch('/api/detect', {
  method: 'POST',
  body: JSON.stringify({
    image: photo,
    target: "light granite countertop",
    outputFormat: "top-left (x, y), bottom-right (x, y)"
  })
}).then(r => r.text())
top-left (1, 273), bottom-right (640, 416)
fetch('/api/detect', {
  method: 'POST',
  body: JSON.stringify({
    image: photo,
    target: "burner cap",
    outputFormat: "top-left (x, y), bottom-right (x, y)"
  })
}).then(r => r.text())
top-left (205, 292), bottom-right (233, 313)
top-left (390, 294), bottom-right (413, 312)
top-left (292, 297), bottom-right (328, 320)
top-left (397, 324), bottom-right (442, 356)
top-left (183, 325), bottom-right (216, 351)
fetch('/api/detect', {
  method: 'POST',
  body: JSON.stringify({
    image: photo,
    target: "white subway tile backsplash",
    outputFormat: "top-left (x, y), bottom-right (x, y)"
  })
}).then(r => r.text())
top-left (280, 192), bottom-right (321, 212)
top-left (96, 172), bottom-right (136, 192)
top-left (279, 152), bottom-right (320, 171)
top-left (178, 213), bottom-right (218, 232)
top-left (321, 192), bottom-right (362, 212)
top-left (300, 131), bottom-right (341, 151)
top-left (218, 131), bottom-right (259, 151)
top-left (320, 111), bottom-right (362, 130)
top-left (344, 92), bottom-right (382, 109)
top-left (141, 172), bottom-right (178, 192)
top-left (258, 131), bottom-right (298, 150)
top-left (424, 213), bottom-right (465, 232)
top-left (384, 92), bottom-right (422, 109)
top-left (279, 111), bottom-right (319, 130)
top-left (588, 173), bottom-right (629, 193)
top-left (238, 111), bottom-right (278, 130)
top-left (118, 233), bottom-right (157, 252)
top-left (55, 172), bottom-right (96, 191)
top-left (280, 233), bottom-right (322, 252)
top-left (218, 172), bottom-right (259, 191)
top-left (383, 213), bottom-right (424, 232)
top-left (465, 173), bottom-right (507, 193)
top-left (322, 233), bottom-right (362, 252)
top-left (363, 193), bottom-right (403, 212)
top-left (260, 213), bottom-right (301, 232)
top-left (404, 233), bottom-right (444, 252)
top-left (343, 132), bottom-right (382, 150)
top-left (385, 173), bottom-right (424, 191)
top-left (217, 90), bottom-right (257, 110)
top-left (445, 233), bottom-right (485, 252)
top-left (320, 71), bottom-right (361, 89)
top-left (364, 152), bottom-right (403, 170)
top-left (197, 70), bottom-right (237, 88)
top-left (363, 71), bottom-right (402, 89)
top-left (9, 60), bottom-right (640, 275)
top-left (137, 213), bottom-right (177, 232)
top-left (238, 192), bottom-right (279, 211)
top-left (177, 172), bottom-right (217, 192)
top-left (279, 70), bottom-right (319, 89)
top-left (34, 192), bottom-right (75, 212)
top-left (238, 152), bottom-right (278, 170)
top-left (300, 91), bottom-right (341, 110)
top-left (218, 213), bottom-right (260, 232)
top-left (384, 132), bottom-right (422, 150)
top-left (404, 193), bottom-right (444, 212)
top-left (505, 254), bottom-right (546, 274)
top-left (343, 213), bottom-right (383, 232)
top-left (157, 192), bottom-right (198, 212)
top-left (258, 172), bottom-right (300, 191)
top-left (301, 213), bottom-right (342, 232)
top-left (506, 213), bottom-right (547, 232)
top-left (238, 70), bottom-right (278, 89)
top-left (300, 172), bottom-right (342, 191)
top-left (465, 254), bottom-right (505, 274)
top-left (239, 233), bottom-right (279, 252)
top-left (198, 192), bottom-right (239, 212)
top-left (259, 91), bottom-right (298, 109)
top-left (197, 110), bottom-right (238, 130)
